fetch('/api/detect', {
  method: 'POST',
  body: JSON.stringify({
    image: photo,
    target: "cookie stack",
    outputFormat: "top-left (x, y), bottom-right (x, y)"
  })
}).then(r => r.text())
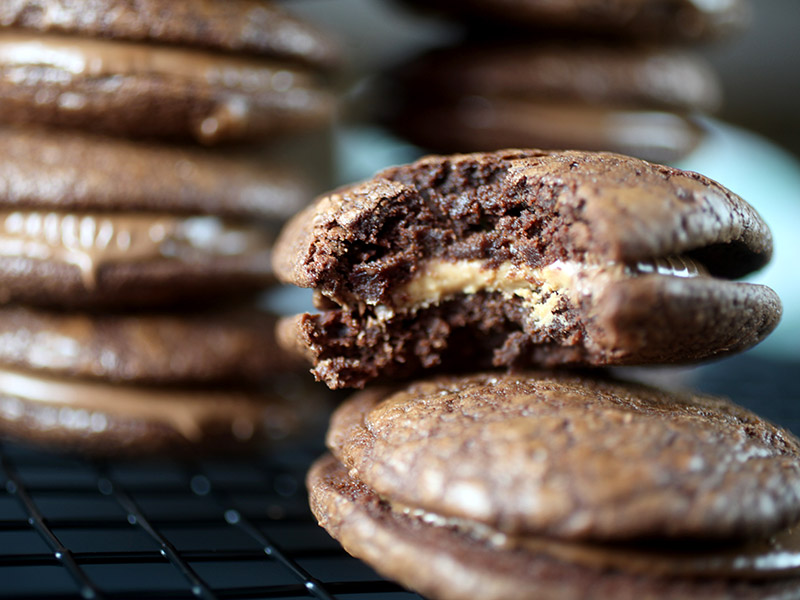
top-left (0, 0), bottom-right (339, 453)
top-left (272, 149), bottom-right (800, 597)
top-left (382, 0), bottom-right (749, 163)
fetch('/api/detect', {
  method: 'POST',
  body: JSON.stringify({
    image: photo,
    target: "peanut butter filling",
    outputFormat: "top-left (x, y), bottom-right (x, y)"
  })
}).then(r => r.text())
top-left (396, 504), bottom-right (800, 580)
top-left (0, 210), bottom-right (272, 288)
top-left (0, 367), bottom-right (274, 442)
top-left (378, 256), bottom-right (708, 323)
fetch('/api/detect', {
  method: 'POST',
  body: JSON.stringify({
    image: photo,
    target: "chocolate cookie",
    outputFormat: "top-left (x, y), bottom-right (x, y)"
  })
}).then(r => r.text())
top-left (385, 43), bottom-right (721, 162)
top-left (0, 31), bottom-right (335, 144)
top-left (0, 127), bottom-right (307, 307)
top-left (327, 372), bottom-right (800, 541)
top-left (402, 0), bottom-right (750, 42)
top-left (310, 456), bottom-right (800, 600)
top-left (0, 304), bottom-right (325, 454)
top-left (0, 305), bottom-right (302, 384)
top-left (0, 367), bottom-right (318, 455)
top-left (0, 0), bottom-right (340, 68)
top-left (308, 371), bottom-right (800, 599)
top-left (273, 149), bottom-right (780, 388)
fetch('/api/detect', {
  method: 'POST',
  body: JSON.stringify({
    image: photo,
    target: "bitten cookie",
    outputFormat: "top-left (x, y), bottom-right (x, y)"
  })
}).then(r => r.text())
top-left (0, 304), bottom-right (322, 454)
top-left (273, 149), bottom-right (780, 388)
top-left (385, 43), bottom-right (721, 162)
top-left (0, 0), bottom-right (337, 143)
top-left (309, 371), bottom-right (800, 600)
top-left (0, 127), bottom-right (307, 308)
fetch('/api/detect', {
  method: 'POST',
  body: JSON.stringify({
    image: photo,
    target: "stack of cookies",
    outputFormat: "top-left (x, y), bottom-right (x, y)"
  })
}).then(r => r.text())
top-left (272, 149), bottom-right (800, 598)
top-left (0, 0), bottom-right (340, 453)
top-left (382, 0), bottom-right (749, 163)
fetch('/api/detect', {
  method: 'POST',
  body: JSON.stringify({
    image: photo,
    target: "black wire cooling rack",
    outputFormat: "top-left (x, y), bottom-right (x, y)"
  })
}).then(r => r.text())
top-left (0, 432), bottom-right (424, 600)
top-left (1, 354), bottom-right (798, 600)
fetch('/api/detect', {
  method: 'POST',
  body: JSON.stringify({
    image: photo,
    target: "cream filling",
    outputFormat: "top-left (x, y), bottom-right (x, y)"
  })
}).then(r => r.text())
top-left (388, 260), bottom-right (566, 328)
top-left (0, 210), bottom-right (272, 288)
top-left (378, 256), bottom-right (708, 325)
top-left (396, 504), bottom-right (800, 580)
top-left (0, 367), bottom-right (268, 442)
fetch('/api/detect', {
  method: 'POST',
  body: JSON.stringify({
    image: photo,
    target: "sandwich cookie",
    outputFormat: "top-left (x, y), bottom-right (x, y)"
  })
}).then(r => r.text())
top-left (273, 149), bottom-right (780, 389)
top-left (0, 0), bottom-right (340, 69)
top-left (309, 371), bottom-right (800, 599)
top-left (400, 0), bottom-right (750, 42)
top-left (0, 0), bottom-right (338, 144)
top-left (0, 127), bottom-right (308, 308)
top-left (0, 304), bottom-right (323, 454)
top-left (385, 43), bottom-right (721, 163)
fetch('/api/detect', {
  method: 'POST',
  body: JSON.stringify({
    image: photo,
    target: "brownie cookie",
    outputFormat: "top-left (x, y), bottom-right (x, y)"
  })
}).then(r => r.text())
top-left (0, 0), bottom-right (339, 144)
top-left (385, 43), bottom-right (721, 162)
top-left (273, 149), bottom-right (780, 388)
top-left (0, 0), bottom-right (340, 69)
top-left (0, 31), bottom-right (335, 144)
top-left (0, 127), bottom-right (307, 307)
top-left (310, 456), bottom-right (800, 600)
top-left (308, 371), bottom-right (800, 599)
top-left (401, 0), bottom-right (750, 42)
top-left (395, 44), bottom-right (721, 114)
top-left (326, 372), bottom-right (800, 541)
top-left (0, 305), bottom-right (302, 384)
top-left (0, 367), bottom-right (318, 455)
top-left (0, 305), bottom-right (325, 454)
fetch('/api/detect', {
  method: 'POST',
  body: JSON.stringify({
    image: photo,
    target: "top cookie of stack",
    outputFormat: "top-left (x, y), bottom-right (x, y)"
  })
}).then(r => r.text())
top-left (0, 0), bottom-right (337, 144)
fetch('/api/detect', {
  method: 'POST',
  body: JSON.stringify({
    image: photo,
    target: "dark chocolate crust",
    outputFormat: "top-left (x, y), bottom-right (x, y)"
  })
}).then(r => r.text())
top-left (0, 305), bottom-right (302, 384)
top-left (0, 127), bottom-right (308, 220)
top-left (0, 57), bottom-right (334, 145)
top-left (387, 100), bottom-right (706, 164)
top-left (394, 44), bottom-right (722, 113)
top-left (402, 0), bottom-right (750, 42)
top-left (585, 274), bottom-right (781, 364)
top-left (385, 44), bottom-right (719, 161)
top-left (0, 251), bottom-right (274, 309)
top-left (0, 0), bottom-right (340, 68)
top-left (326, 372), bottom-right (800, 542)
top-left (308, 454), bottom-right (800, 600)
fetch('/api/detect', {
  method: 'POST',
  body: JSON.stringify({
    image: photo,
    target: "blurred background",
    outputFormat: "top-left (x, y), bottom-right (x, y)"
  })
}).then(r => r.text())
top-left (289, 0), bottom-right (800, 157)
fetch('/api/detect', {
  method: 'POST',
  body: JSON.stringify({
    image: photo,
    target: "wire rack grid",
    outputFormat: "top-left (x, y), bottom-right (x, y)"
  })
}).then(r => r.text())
top-left (0, 436), bottom-right (425, 600)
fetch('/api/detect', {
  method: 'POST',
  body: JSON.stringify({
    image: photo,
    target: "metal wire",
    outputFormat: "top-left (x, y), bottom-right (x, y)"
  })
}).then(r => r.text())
top-left (0, 439), bottom-right (423, 600)
top-left (2, 453), bottom-right (100, 599)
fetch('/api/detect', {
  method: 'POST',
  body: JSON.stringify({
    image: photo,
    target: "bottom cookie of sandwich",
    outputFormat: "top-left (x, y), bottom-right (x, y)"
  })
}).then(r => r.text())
top-left (309, 454), bottom-right (800, 600)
